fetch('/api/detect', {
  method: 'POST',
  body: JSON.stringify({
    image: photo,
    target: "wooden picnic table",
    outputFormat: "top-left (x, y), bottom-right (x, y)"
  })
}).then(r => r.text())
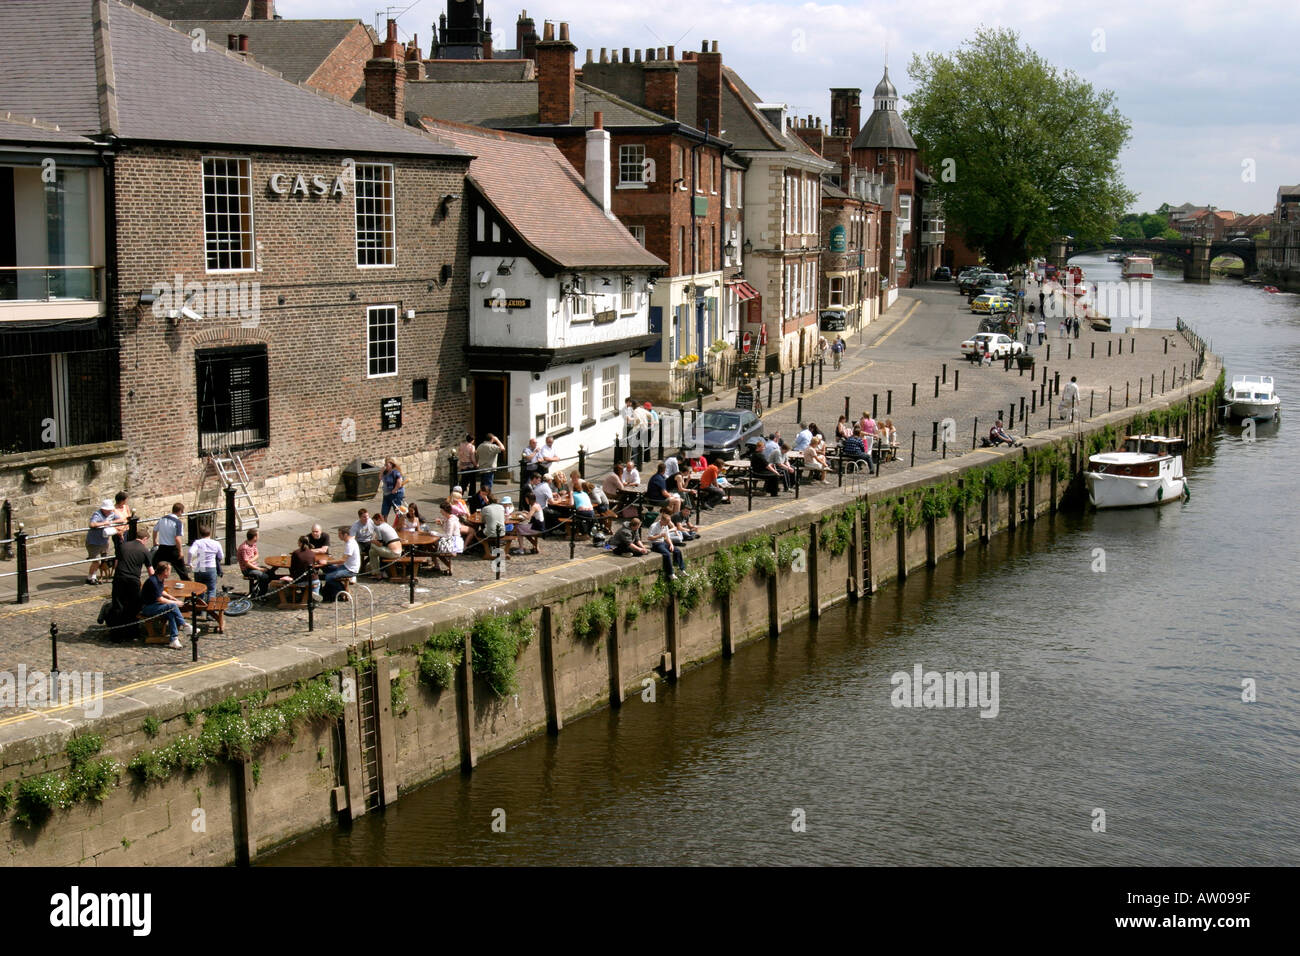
top-left (397, 530), bottom-right (438, 548)
top-left (265, 553), bottom-right (331, 570)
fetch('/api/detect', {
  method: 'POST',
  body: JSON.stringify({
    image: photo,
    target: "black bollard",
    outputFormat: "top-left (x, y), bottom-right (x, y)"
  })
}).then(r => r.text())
top-left (191, 626), bottom-right (199, 662)
top-left (1046, 344), bottom-right (1051, 362)
top-left (1031, 390), bottom-right (1036, 413)
top-left (935, 375), bottom-right (940, 397)
top-left (308, 568), bottom-right (317, 628)
top-left (1125, 382), bottom-right (1130, 407)
top-left (578, 445), bottom-right (586, 478)
top-left (779, 373), bottom-right (785, 404)
top-left (931, 421), bottom-right (939, 451)
top-left (844, 396), bottom-right (851, 421)
top-left (942, 363), bottom-right (947, 385)
top-left (1054, 372), bottom-right (1060, 396)
top-left (569, 516), bottom-right (576, 560)
top-left (911, 382), bottom-right (917, 406)
top-left (1009, 405), bottom-right (1015, 429)
top-left (910, 431), bottom-right (916, 467)
top-left (1108, 340), bottom-right (1112, 357)
top-left (1091, 341), bottom-right (1095, 359)
top-left (50, 622), bottom-right (58, 672)
top-left (971, 418), bottom-right (978, 450)
top-left (954, 370), bottom-right (959, 392)
top-left (408, 551), bottom-right (417, 605)
top-left (224, 485), bottom-right (236, 565)
top-left (448, 453), bottom-right (458, 495)
top-left (768, 374), bottom-right (774, 409)
top-left (872, 394), bottom-right (878, 419)
top-left (797, 396), bottom-right (803, 422)
top-left (837, 452), bottom-right (843, 488)
top-left (1139, 379), bottom-right (1143, 403)
top-left (747, 472), bottom-right (754, 511)
top-left (1089, 392), bottom-right (1094, 418)
top-left (1162, 370), bottom-right (1166, 393)
top-left (1130, 338), bottom-right (1135, 354)
top-left (1108, 385), bottom-right (1112, 412)
top-left (887, 389), bottom-right (893, 413)
top-left (1020, 396), bottom-right (1026, 421)
top-left (819, 358), bottom-right (825, 385)
top-left (1164, 337), bottom-right (1169, 354)
top-left (15, 525), bottom-right (28, 604)
top-left (1068, 343), bottom-right (1072, 360)
top-left (801, 364), bottom-right (806, 392)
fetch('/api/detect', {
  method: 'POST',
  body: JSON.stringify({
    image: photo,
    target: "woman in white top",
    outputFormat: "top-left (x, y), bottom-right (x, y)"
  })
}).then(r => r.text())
top-left (807, 435), bottom-right (829, 481)
top-left (188, 523), bottom-right (224, 601)
top-left (433, 502), bottom-right (463, 574)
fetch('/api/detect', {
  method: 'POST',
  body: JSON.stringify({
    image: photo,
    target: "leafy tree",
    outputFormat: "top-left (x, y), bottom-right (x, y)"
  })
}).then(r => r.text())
top-left (1115, 220), bottom-right (1145, 241)
top-left (1159, 227), bottom-right (1180, 240)
top-left (1140, 212), bottom-right (1171, 238)
top-left (905, 27), bottom-right (1133, 270)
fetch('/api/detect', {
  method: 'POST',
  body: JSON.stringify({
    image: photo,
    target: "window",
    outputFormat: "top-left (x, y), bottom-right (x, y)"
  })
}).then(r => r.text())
top-left (581, 367), bottom-right (593, 422)
top-left (735, 171), bottom-right (743, 209)
top-left (829, 276), bottom-right (845, 306)
top-left (629, 225), bottom-right (646, 246)
top-left (601, 366), bottom-right (618, 415)
top-left (711, 157), bottom-right (719, 194)
top-left (196, 345), bottom-right (268, 454)
top-left (202, 157), bottom-right (253, 271)
top-left (678, 226), bottom-right (686, 274)
top-left (695, 151), bottom-right (702, 193)
top-left (619, 145), bottom-right (646, 184)
top-left (622, 275), bottom-right (635, 311)
top-left (367, 305), bottom-right (398, 377)
top-left (546, 377), bottom-right (570, 432)
top-left (571, 275), bottom-right (589, 317)
top-left (412, 377), bottom-right (429, 402)
top-left (355, 163), bottom-right (395, 266)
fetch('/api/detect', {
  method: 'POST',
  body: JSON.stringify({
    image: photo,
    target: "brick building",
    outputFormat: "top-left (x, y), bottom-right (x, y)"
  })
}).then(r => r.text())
top-left (1, 0), bottom-right (473, 535)
top-left (1261, 185), bottom-right (1300, 291)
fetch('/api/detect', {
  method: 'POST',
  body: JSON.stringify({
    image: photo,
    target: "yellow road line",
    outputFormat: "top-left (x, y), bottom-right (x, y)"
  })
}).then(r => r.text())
top-left (0, 593), bottom-right (101, 616)
top-left (869, 299), bottom-right (921, 349)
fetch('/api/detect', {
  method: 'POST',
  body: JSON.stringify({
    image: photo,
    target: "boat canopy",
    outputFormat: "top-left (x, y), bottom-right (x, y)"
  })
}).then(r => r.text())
top-left (1228, 375), bottom-right (1275, 399)
top-left (1122, 434), bottom-right (1184, 455)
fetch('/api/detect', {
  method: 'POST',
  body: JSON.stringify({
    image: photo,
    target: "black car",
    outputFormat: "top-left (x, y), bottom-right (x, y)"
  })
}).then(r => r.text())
top-left (699, 408), bottom-right (764, 459)
top-left (932, 266), bottom-right (952, 281)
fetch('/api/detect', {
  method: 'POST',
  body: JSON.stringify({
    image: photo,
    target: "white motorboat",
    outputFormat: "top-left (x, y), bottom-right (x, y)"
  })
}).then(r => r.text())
top-left (1085, 434), bottom-right (1187, 509)
top-left (1224, 375), bottom-right (1280, 420)
top-left (1121, 256), bottom-right (1154, 279)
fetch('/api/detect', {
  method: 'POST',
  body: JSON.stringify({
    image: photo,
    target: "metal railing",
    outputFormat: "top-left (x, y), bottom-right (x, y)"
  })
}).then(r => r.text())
top-left (0, 265), bottom-right (104, 305)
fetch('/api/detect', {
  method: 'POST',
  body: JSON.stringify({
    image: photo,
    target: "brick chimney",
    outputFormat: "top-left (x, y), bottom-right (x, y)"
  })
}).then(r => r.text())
top-left (585, 111), bottom-right (612, 216)
top-left (830, 88), bottom-right (861, 139)
top-left (536, 22), bottom-right (576, 125)
top-left (517, 10), bottom-right (536, 52)
top-left (405, 36), bottom-right (426, 81)
top-left (483, 18), bottom-right (493, 58)
top-left (364, 19), bottom-right (406, 122)
top-left (696, 40), bottom-right (722, 135)
top-left (643, 53), bottom-right (679, 122)
top-left (251, 0), bottom-right (273, 19)
top-left (794, 120), bottom-right (824, 156)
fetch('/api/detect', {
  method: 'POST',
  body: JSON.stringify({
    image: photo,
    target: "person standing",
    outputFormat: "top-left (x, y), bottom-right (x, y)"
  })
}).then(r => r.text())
top-left (1060, 375), bottom-right (1082, 422)
top-left (106, 526), bottom-right (152, 641)
top-left (84, 499), bottom-right (116, 585)
top-left (1036, 317), bottom-right (1047, 345)
top-left (380, 458), bottom-right (405, 519)
top-left (151, 502), bottom-right (190, 580)
top-left (457, 434), bottom-right (479, 499)
top-left (139, 561), bottom-right (192, 650)
top-left (475, 433), bottom-right (505, 491)
top-left (188, 522), bottom-right (224, 602)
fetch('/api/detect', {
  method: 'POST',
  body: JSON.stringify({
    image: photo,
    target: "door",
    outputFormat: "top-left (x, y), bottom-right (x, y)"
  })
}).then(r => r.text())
top-left (695, 299), bottom-right (706, 366)
top-left (645, 306), bottom-right (663, 363)
top-left (471, 375), bottom-right (508, 447)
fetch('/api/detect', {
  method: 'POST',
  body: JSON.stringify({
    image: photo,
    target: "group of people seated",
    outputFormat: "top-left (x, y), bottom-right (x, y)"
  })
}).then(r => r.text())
top-left (833, 411), bottom-right (900, 473)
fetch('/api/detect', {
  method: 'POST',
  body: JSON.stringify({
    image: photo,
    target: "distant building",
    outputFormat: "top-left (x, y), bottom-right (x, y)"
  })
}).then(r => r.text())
top-left (1260, 185), bottom-right (1300, 291)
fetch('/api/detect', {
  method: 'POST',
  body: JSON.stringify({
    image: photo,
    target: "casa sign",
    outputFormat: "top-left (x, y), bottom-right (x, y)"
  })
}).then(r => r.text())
top-left (268, 172), bottom-right (348, 199)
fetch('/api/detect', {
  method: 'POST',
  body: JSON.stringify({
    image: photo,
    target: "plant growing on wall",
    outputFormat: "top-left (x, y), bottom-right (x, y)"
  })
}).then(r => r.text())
top-left (471, 610), bottom-right (536, 698)
top-left (418, 627), bottom-right (466, 693)
top-left (14, 734), bottom-right (120, 827)
top-left (670, 566), bottom-right (710, 611)
top-left (571, 589), bottom-right (618, 641)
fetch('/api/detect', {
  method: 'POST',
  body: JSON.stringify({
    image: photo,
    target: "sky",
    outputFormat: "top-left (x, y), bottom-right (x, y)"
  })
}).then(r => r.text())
top-left (278, 0), bottom-right (1300, 216)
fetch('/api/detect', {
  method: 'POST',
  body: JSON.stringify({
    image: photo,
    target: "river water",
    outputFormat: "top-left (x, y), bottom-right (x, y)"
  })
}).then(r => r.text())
top-left (265, 256), bottom-right (1300, 866)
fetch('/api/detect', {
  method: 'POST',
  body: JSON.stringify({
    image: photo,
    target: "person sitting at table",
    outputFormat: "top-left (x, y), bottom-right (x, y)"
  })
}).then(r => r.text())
top-left (350, 508), bottom-right (376, 563)
top-left (621, 459), bottom-right (641, 489)
top-left (750, 440), bottom-right (781, 496)
top-left (511, 491), bottom-right (544, 555)
top-left (697, 456), bottom-right (729, 509)
top-left (469, 486), bottom-right (492, 515)
top-left (764, 438), bottom-right (793, 491)
top-left (880, 419), bottom-right (900, 458)
top-left (445, 492), bottom-right (468, 522)
top-left (570, 481), bottom-right (596, 534)
top-left (367, 514), bottom-right (402, 574)
top-left (670, 465), bottom-right (692, 500)
top-left (646, 462), bottom-right (677, 507)
top-left (390, 505), bottom-right (412, 533)
top-left (236, 528), bottom-right (273, 598)
top-left (479, 493), bottom-right (507, 552)
top-left (842, 426), bottom-right (874, 474)
top-left (664, 498), bottom-right (699, 540)
top-left (602, 466), bottom-right (630, 502)
top-left (778, 441), bottom-right (800, 490)
top-left (289, 535), bottom-right (321, 594)
top-left (609, 517), bottom-right (650, 560)
top-left (307, 523), bottom-right (330, 554)
top-left (139, 560), bottom-right (192, 650)
top-left (862, 413), bottom-right (878, 443)
top-left (793, 423), bottom-right (814, 452)
top-left (322, 526), bottom-right (361, 602)
top-left (646, 509), bottom-right (686, 574)
top-left (807, 434), bottom-right (830, 482)
top-left (188, 522), bottom-right (224, 602)
top-left (430, 502), bottom-right (463, 574)
top-left (836, 415), bottom-right (853, 441)
top-left (585, 481), bottom-right (618, 530)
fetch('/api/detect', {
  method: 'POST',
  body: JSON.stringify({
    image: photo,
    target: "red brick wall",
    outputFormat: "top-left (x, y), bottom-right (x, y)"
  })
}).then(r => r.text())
top-left (536, 41), bottom-right (575, 124)
top-left (643, 65), bottom-right (678, 122)
top-left (305, 24), bottom-right (377, 100)
top-left (363, 58), bottom-right (405, 120)
top-left (111, 147), bottom-right (470, 507)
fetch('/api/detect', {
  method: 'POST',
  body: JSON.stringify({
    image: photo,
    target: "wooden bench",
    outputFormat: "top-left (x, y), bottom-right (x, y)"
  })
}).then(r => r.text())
top-left (197, 594), bottom-right (229, 633)
top-left (379, 554), bottom-right (435, 579)
top-left (270, 580), bottom-right (312, 607)
top-left (139, 613), bottom-right (171, 645)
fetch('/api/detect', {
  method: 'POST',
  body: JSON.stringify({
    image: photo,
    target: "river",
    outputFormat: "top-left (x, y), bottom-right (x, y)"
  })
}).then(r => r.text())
top-left (264, 255), bottom-right (1300, 866)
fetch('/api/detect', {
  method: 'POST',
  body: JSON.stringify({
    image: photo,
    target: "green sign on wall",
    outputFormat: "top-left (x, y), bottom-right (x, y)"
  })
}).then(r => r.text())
top-left (830, 225), bottom-right (847, 252)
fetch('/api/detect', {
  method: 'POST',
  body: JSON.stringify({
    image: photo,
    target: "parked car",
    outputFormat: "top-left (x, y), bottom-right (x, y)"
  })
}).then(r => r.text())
top-left (819, 308), bottom-right (847, 331)
top-left (932, 266), bottom-right (952, 281)
top-left (960, 332), bottom-right (1025, 359)
top-left (968, 276), bottom-right (1011, 300)
top-left (958, 269), bottom-right (995, 294)
top-left (699, 408), bottom-right (765, 458)
top-left (971, 294), bottom-right (1015, 315)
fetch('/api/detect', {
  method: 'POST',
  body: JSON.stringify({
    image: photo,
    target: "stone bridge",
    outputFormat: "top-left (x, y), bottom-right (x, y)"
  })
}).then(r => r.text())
top-left (1049, 236), bottom-right (1258, 282)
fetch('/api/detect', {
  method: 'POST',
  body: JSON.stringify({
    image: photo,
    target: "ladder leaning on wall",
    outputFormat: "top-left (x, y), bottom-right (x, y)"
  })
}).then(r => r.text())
top-left (206, 448), bottom-right (260, 531)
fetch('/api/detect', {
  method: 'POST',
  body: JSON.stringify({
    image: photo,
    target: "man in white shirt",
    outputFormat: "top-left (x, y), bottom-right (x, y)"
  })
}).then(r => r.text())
top-left (646, 509), bottom-right (686, 574)
top-left (530, 473), bottom-right (554, 510)
top-left (476, 432), bottom-right (505, 490)
top-left (663, 453), bottom-right (680, 479)
top-left (621, 461), bottom-right (641, 487)
top-left (322, 527), bottom-right (361, 601)
top-left (151, 502), bottom-right (190, 580)
top-left (538, 436), bottom-right (560, 470)
top-left (1060, 375), bottom-right (1082, 421)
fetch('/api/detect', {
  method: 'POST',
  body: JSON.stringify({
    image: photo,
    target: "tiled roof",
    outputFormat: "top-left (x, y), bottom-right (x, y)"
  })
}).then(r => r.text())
top-left (170, 18), bottom-right (363, 85)
top-left (0, 112), bottom-right (98, 146)
top-left (424, 60), bottom-right (535, 82)
top-left (421, 119), bottom-right (664, 271)
top-left (0, 0), bottom-right (469, 159)
top-left (132, 0), bottom-right (250, 18)
top-left (852, 106), bottom-right (917, 151)
top-left (400, 77), bottom-right (667, 129)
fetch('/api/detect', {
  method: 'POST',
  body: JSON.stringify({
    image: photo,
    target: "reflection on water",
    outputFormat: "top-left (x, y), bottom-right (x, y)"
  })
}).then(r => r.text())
top-left (265, 261), bottom-right (1300, 866)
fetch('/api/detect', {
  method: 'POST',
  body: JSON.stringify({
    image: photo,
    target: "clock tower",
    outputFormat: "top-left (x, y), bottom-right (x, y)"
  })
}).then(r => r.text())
top-left (434, 0), bottom-right (493, 59)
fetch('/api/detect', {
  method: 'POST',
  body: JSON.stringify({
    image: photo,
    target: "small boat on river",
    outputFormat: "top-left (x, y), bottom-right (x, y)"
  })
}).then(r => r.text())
top-left (1122, 256), bottom-right (1154, 280)
top-left (1224, 375), bottom-right (1281, 420)
top-left (1085, 434), bottom-right (1187, 509)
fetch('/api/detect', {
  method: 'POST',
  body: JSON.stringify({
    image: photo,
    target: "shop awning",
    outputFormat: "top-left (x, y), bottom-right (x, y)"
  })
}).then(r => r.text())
top-left (728, 280), bottom-right (760, 301)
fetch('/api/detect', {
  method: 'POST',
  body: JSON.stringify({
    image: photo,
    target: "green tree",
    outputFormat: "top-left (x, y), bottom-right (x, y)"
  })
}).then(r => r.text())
top-left (905, 28), bottom-right (1133, 270)
top-left (1115, 219), bottom-right (1145, 241)
top-left (1140, 212), bottom-right (1171, 238)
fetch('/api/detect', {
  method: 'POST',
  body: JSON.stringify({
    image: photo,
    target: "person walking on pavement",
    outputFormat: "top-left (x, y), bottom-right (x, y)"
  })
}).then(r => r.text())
top-left (1036, 318), bottom-right (1047, 345)
top-left (1060, 375), bottom-right (1082, 422)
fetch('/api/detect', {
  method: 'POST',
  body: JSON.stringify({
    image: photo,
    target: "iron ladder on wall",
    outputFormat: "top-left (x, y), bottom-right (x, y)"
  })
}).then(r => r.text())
top-left (210, 448), bottom-right (259, 531)
top-left (356, 667), bottom-right (383, 812)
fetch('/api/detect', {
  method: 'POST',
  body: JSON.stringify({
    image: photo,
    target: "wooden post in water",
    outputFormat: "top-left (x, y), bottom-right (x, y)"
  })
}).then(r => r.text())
top-left (457, 633), bottom-right (477, 771)
top-left (808, 521), bottom-right (821, 619)
top-left (540, 605), bottom-right (563, 734)
top-left (608, 613), bottom-right (624, 705)
top-left (767, 533), bottom-right (781, 638)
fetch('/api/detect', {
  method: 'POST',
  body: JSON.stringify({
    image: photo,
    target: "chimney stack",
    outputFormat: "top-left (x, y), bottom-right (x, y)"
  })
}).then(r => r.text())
top-left (585, 111), bottom-right (612, 217)
top-left (483, 19), bottom-right (493, 58)
top-left (405, 36), bottom-right (426, 81)
top-left (643, 56), bottom-right (679, 121)
top-left (251, 0), bottom-right (273, 19)
top-left (536, 21), bottom-right (576, 124)
top-left (364, 19), bottom-right (406, 122)
top-left (696, 39), bottom-right (722, 135)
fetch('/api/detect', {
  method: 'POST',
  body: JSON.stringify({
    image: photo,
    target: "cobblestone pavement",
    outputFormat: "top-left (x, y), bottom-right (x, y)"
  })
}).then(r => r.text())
top-left (0, 283), bottom-right (1207, 713)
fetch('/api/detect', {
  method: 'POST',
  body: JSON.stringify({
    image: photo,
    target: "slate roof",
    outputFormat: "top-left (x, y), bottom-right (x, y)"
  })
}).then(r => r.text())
top-left (853, 105), bottom-right (917, 151)
top-left (170, 18), bottom-right (364, 85)
top-left (399, 77), bottom-right (667, 129)
top-left (133, 0), bottom-right (251, 18)
top-left (422, 119), bottom-right (664, 271)
top-left (0, 112), bottom-right (98, 147)
top-left (424, 60), bottom-right (535, 82)
top-left (0, 0), bottom-right (468, 160)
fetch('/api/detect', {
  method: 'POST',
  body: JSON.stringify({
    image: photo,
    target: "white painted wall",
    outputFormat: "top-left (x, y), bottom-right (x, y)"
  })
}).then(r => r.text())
top-left (507, 357), bottom-right (629, 465)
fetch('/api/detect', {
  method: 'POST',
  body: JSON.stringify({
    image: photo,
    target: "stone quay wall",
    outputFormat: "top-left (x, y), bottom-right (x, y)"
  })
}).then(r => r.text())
top-left (0, 355), bottom-right (1223, 865)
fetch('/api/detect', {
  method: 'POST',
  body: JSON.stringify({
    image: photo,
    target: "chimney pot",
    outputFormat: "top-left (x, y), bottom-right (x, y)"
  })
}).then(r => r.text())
top-left (559, 22), bottom-right (570, 43)
top-left (594, 110), bottom-right (603, 129)
top-left (702, 40), bottom-right (708, 53)
top-left (612, 50), bottom-right (619, 63)
top-left (667, 45), bottom-right (675, 60)
top-left (658, 47), bottom-right (665, 60)
top-left (634, 49), bottom-right (642, 63)
top-left (623, 47), bottom-right (630, 62)
top-left (711, 40), bottom-right (718, 53)
top-left (600, 47), bottom-right (608, 64)
top-left (543, 22), bottom-right (555, 41)
top-left (238, 34), bottom-right (249, 53)
top-left (228, 33), bottom-right (238, 50)
top-left (386, 19), bottom-right (397, 43)
top-left (586, 49), bottom-right (593, 63)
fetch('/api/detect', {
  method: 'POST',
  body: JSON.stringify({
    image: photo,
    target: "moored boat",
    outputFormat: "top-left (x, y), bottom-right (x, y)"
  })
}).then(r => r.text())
top-left (1121, 256), bottom-right (1154, 280)
top-left (1224, 375), bottom-right (1281, 420)
top-left (1085, 434), bottom-right (1187, 509)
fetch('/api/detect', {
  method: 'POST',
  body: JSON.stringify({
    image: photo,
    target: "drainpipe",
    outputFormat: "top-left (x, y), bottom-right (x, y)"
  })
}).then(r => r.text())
top-left (688, 120), bottom-right (711, 366)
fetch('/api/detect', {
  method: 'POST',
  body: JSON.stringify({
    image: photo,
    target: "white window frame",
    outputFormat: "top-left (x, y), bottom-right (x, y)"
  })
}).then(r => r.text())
top-left (581, 367), bottom-right (594, 422)
top-left (601, 365), bottom-right (618, 415)
top-left (571, 275), bottom-right (589, 318)
top-left (829, 275), bottom-right (845, 307)
top-left (621, 274), bottom-right (636, 312)
top-left (355, 162), bottom-right (396, 267)
top-left (619, 145), bottom-right (647, 185)
top-left (546, 376), bottom-right (570, 432)
top-left (629, 225), bottom-right (646, 246)
top-left (366, 304), bottom-right (398, 378)
top-left (202, 156), bottom-right (254, 273)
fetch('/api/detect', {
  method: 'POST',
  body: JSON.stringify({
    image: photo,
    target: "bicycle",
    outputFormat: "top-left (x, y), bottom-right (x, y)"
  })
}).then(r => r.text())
top-left (220, 584), bottom-right (253, 616)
